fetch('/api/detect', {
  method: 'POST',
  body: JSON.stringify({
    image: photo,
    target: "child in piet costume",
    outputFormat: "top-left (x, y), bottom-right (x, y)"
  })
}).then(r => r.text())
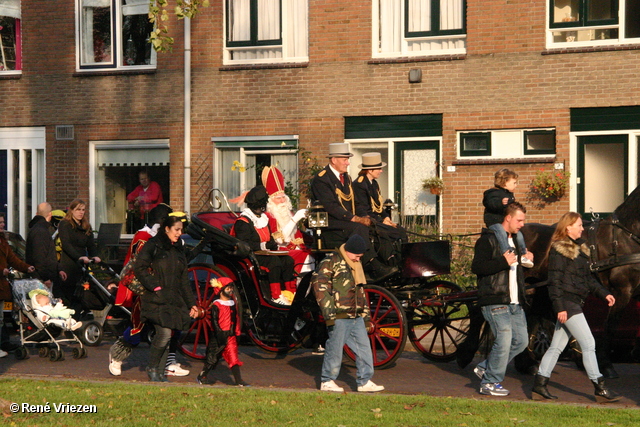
top-left (196, 277), bottom-right (249, 386)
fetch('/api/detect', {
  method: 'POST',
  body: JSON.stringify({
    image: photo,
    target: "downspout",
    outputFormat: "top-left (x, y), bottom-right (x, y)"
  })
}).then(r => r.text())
top-left (183, 17), bottom-right (192, 215)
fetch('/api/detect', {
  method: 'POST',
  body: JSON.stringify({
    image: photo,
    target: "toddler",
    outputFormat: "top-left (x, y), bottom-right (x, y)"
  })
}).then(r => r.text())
top-left (482, 168), bottom-right (534, 268)
top-left (29, 289), bottom-right (83, 331)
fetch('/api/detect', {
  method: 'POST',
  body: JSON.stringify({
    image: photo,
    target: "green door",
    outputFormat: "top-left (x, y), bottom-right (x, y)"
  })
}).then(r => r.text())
top-left (394, 140), bottom-right (440, 224)
top-left (577, 134), bottom-right (628, 218)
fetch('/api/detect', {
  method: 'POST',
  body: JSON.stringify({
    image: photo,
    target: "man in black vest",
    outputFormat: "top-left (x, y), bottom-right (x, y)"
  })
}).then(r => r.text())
top-left (310, 143), bottom-right (396, 281)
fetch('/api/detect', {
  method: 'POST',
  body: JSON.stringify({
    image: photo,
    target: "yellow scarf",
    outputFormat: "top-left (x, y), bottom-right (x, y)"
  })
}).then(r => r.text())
top-left (339, 244), bottom-right (366, 285)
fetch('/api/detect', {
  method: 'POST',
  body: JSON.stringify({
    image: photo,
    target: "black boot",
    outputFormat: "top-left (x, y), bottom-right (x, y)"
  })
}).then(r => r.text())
top-left (531, 374), bottom-right (557, 400)
top-left (196, 363), bottom-right (216, 385)
top-left (231, 365), bottom-right (250, 387)
top-left (592, 376), bottom-right (621, 403)
top-left (146, 366), bottom-right (163, 382)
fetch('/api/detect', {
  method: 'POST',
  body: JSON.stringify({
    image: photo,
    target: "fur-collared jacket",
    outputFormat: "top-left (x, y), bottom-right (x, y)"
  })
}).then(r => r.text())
top-left (547, 238), bottom-right (611, 318)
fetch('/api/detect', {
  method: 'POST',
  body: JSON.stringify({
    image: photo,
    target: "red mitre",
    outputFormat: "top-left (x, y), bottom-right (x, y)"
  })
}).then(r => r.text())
top-left (262, 166), bottom-right (285, 197)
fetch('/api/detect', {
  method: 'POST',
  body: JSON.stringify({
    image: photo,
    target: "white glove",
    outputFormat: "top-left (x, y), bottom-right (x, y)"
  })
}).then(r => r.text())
top-left (292, 209), bottom-right (307, 223)
top-left (260, 242), bottom-right (268, 251)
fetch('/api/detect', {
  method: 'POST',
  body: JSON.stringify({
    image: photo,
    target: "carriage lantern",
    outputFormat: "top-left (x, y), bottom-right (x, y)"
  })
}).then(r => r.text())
top-left (307, 201), bottom-right (328, 250)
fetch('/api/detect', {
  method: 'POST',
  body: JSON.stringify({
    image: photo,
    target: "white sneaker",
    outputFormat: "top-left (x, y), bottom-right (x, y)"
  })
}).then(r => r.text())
top-left (312, 345), bottom-right (325, 355)
top-left (521, 256), bottom-right (534, 268)
top-left (320, 380), bottom-right (344, 392)
top-left (357, 380), bottom-right (385, 392)
top-left (479, 382), bottom-right (510, 396)
top-left (165, 363), bottom-right (190, 377)
top-left (0, 349), bottom-right (7, 358)
top-left (473, 365), bottom-right (485, 380)
top-left (108, 354), bottom-right (122, 376)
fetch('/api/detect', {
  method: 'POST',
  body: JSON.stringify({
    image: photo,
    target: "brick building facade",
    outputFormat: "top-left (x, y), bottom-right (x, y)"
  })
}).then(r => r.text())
top-left (1, 1), bottom-right (639, 238)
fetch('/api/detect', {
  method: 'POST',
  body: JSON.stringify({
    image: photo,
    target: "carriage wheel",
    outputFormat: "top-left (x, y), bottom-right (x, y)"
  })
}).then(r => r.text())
top-left (248, 273), bottom-right (316, 353)
top-left (343, 285), bottom-right (408, 369)
top-left (180, 263), bottom-right (235, 360)
top-left (407, 280), bottom-right (472, 362)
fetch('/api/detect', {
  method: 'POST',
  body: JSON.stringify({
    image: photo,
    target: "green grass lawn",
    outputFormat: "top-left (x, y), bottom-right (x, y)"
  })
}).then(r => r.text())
top-left (1, 378), bottom-right (637, 427)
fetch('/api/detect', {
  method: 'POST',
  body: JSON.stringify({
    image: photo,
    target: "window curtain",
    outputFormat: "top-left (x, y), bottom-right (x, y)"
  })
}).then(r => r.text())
top-left (219, 149), bottom-right (242, 204)
top-left (440, 0), bottom-right (463, 31)
top-left (258, 0), bottom-right (280, 41)
top-left (408, 0), bottom-right (431, 32)
top-left (0, 0), bottom-right (21, 18)
top-left (229, 0), bottom-right (251, 42)
top-left (378, 0), bottom-right (401, 53)
top-left (271, 153), bottom-right (297, 190)
top-left (283, 0), bottom-right (308, 58)
top-left (95, 167), bottom-right (108, 227)
top-left (80, 0), bottom-right (111, 64)
top-left (122, 0), bottom-right (148, 16)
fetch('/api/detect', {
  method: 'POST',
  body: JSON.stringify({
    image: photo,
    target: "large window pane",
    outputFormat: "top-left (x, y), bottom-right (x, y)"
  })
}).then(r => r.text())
top-left (625, 0), bottom-right (640, 38)
top-left (0, 16), bottom-right (19, 71)
top-left (407, 0), bottom-right (431, 33)
top-left (588, 0), bottom-right (615, 21)
top-left (440, 0), bottom-right (464, 31)
top-left (227, 0), bottom-right (251, 42)
top-left (257, 0), bottom-right (280, 41)
top-left (80, 0), bottom-right (113, 65)
top-left (553, 0), bottom-right (580, 23)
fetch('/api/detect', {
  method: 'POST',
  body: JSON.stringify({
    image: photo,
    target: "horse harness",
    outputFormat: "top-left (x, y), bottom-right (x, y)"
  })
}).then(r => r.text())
top-left (587, 214), bottom-right (640, 273)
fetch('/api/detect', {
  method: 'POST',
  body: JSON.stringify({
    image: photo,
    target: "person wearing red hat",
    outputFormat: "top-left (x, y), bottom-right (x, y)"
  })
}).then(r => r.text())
top-left (230, 185), bottom-right (297, 304)
top-left (197, 277), bottom-right (248, 386)
top-left (262, 166), bottom-right (315, 278)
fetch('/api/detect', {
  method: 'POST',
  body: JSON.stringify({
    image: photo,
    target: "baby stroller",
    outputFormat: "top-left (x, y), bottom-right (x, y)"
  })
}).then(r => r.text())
top-left (73, 261), bottom-right (130, 346)
top-left (11, 277), bottom-right (87, 361)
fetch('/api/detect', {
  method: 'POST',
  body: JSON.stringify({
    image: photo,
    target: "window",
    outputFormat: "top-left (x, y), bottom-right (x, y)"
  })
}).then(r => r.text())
top-left (374, 0), bottom-right (466, 58)
top-left (224, 0), bottom-right (308, 65)
top-left (459, 132), bottom-right (490, 157)
top-left (76, 0), bottom-right (156, 70)
top-left (90, 140), bottom-right (170, 234)
top-left (548, 0), bottom-right (640, 46)
top-left (0, 0), bottom-right (21, 72)
top-left (212, 137), bottom-right (298, 205)
top-left (458, 129), bottom-right (556, 159)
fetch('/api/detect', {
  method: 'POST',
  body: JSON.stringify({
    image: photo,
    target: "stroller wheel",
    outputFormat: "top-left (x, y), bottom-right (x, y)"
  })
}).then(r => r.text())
top-left (49, 348), bottom-right (60, 362)
top-left (15, 346), bottom-right (29, 360)
top-left (78, 321), bottom-right (103, 347)
top-left (39, 347), bottom-right (50, 358)
top-left (72, 348), bottom-right (82, 359)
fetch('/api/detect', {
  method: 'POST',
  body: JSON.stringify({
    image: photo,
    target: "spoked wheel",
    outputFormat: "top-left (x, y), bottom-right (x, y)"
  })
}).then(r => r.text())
top-left (407, 280), bottom-right (472, 362)
top-left (343, 285), bottom-right (408, 369)
top-left (180, 263), bottom-right (233, 360)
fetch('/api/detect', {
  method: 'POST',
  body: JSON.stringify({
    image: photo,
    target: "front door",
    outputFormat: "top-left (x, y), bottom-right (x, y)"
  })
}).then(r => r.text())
top-left (394, 140), bottom-right (440, 223)
top-left (577, 134), bottom-right (628, 217)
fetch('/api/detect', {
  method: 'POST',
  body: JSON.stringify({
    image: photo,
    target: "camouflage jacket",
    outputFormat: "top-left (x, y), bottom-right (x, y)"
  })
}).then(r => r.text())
top-left (311, 251), bottom-right (370, 326)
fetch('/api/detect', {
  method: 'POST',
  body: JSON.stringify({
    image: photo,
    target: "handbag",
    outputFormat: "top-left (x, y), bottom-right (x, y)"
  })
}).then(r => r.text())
top-left (119, 252), bottom-right (147, 296)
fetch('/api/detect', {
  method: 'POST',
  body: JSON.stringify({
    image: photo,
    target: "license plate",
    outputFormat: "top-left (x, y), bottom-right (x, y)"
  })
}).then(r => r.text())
top-left (3, 301), bottom-right (12, 311)
top-left (379, 327), bottom-right (400, 337)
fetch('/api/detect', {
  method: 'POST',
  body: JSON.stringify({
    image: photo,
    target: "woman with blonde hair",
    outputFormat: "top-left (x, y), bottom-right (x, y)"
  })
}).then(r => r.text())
top-left (56, 199), bottom-right (101, 309)
top-left (532, 212), bottom-right (619, 402)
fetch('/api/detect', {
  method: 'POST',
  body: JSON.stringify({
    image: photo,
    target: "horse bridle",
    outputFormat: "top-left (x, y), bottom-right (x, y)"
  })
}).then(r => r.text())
top-left (587, 213), bottom-right (640, 273)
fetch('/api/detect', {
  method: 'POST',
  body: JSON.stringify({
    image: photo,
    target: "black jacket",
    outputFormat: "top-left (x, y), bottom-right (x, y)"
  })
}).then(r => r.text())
top-left (310, 165), bottom-right (356, 221)
top-left (472, 228), bottom-right (526, 307)
top-left (353, 175), bottom-right (389, 222)
top-left (58, 218), bottom-right (98, 287)
top-left (26, 215), bottom-right (60, 282)
top-left (134, 232), bottom-right (196, 331)
top-left (482, 186), bottom-right (516, 227)
top-left (547, 238), bottom-right (611, 317)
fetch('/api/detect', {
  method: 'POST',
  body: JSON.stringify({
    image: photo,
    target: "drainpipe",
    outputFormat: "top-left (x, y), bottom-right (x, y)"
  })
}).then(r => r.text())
top-left (183, 17), bottom-right (192, 215)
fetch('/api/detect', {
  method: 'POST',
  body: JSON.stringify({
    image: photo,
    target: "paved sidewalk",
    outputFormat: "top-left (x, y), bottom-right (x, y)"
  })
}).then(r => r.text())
top-left (1, 337), bottom-right (638, 408)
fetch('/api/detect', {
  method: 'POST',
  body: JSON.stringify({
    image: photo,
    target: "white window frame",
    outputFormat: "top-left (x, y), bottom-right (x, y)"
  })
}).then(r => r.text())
top-left (546, 0), bottom-right (640, 49)
top-left (222, 0), bottom-right (309, 65)
top-left (372, 0), bottom-right (466, 59)
top-left (0, 0), bottom-right (21, 74)
top-left (75, 0), bottom-right (157, 72)
top-left (89, 139), bottom-right (170, 236)
top-left (0, 127), bottom-right (46, 237)
top-left (457, 128), bottom-right (557, 160)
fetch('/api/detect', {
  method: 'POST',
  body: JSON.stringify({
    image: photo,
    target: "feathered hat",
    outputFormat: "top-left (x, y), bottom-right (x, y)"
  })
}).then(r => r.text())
top-left (209, 277), bottom-right (234, 296)
top-left (262, 166), bottom-right (285, 198)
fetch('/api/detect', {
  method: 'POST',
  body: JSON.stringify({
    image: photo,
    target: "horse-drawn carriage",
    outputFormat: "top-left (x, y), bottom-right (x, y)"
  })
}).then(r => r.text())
top-left (177, 191), bottom-right (476, 369)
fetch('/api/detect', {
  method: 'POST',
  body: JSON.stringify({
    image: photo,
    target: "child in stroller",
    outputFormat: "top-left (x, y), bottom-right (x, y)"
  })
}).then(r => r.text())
top-left (29, 288), bottom-right (83, 332)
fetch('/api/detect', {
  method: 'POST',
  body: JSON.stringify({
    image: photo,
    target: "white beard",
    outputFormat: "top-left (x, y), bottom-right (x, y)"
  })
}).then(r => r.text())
top-left (267, 197), bottom-right (295, 242)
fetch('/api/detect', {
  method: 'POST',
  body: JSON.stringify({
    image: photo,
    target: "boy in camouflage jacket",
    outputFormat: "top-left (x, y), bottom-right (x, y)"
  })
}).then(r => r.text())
top-left (312, 234), bottom-right (384, 393)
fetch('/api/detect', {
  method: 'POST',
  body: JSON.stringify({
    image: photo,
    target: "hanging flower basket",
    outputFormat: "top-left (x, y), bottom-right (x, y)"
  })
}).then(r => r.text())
top-left (531, 169), bottom-right (570, 199)
top-left (422, 176), bottom-right (444, 195)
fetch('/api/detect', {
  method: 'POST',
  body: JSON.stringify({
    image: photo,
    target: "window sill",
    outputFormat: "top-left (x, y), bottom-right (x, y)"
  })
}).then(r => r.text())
top-left (73, 69), bottom-right (157, 77)
top-left (452, 157), bottom-right (556, 166)
top-left (220, 62), bottom-right (309, 71)
top-left (369, 54), bottom-right (466, 65)
top-left (0, 71), bottom-right (22, 80)
top-left (542, 43), bottom-right (640, 55)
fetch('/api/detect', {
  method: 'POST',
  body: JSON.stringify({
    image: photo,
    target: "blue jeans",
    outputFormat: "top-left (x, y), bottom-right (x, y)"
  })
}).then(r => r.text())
top-left (537, 313), bottom-right (601, 381)
top-left (478, 304), bottom-right (528, 384)
top-left (321, 317), bottom-right (374, 387)
top-left (489, 224), bottom-right (527, 255)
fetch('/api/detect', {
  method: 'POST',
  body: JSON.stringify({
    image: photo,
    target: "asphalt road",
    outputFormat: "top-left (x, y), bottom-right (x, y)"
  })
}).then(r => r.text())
top-left (1, 336), bottom-right (638, 408)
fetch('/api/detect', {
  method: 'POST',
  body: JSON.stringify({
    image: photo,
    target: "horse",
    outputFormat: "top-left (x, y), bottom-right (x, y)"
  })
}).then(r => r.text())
top-left (457, 186), bottom-right (640, 378)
